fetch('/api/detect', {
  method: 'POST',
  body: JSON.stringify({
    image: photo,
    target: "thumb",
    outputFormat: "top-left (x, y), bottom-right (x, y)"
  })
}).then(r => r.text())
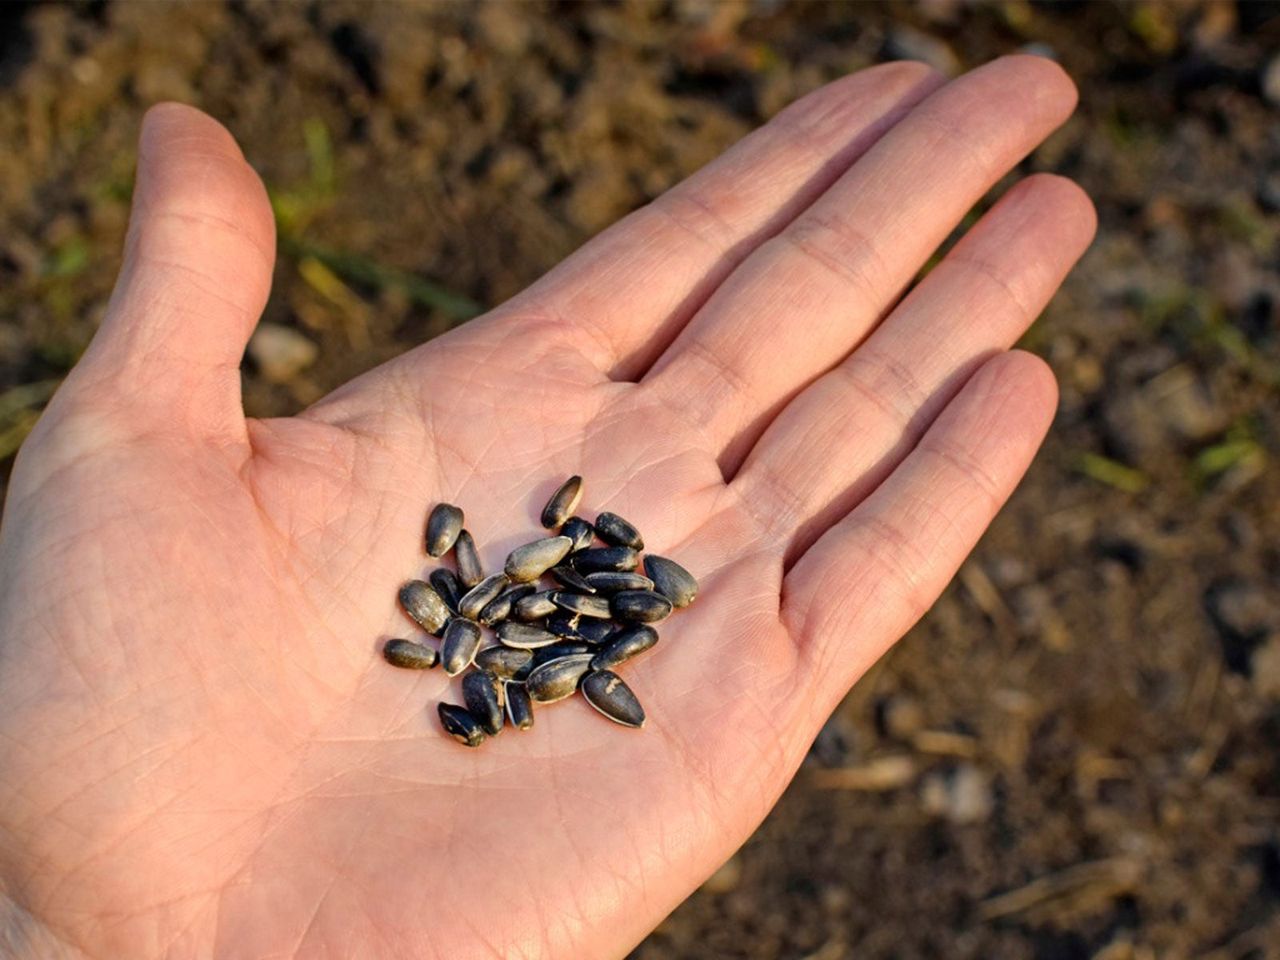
top-left (80, 102), bottom-right (276, 439)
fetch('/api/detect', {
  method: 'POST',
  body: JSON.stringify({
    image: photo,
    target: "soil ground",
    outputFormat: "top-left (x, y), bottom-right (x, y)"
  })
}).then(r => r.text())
top-left (1, 3), bottom-right (1279, 958)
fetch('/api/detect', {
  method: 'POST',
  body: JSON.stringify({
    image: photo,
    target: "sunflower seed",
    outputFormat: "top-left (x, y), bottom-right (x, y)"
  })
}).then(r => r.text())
top-left (541, 475), bottom-right (584, 528)
top-left (643, 555), bottom-right (698, 608)
top-left (459, 573), bottom-right (509, 620)
top-left (531, 641), bottom-right (593, 667)
top-left (505, 683), bottom-right (534, 730)
top-left (582, 671), bottom-right (645, 727)
top-left (463, 670), bottom-right (505, 736)
top-left (552, 591), bottom-right (613, 619)
top-left (594, 511), bottom-right (644, 550)
top-left (429, 568), bottom-right (463, 614)
top-left (514, 590), bottom-right (559, 621)
top-left (504, 536), bottom-right (573, 582)
top-left (479, 583), bottom-right (535, 627)
top-left (497, 621), bottom-right (560, 649)
top-left (441, 618), bottom-right (483, 676)
top-left (561, 516), bottom-right (595, 552)
top-left (454, 529), bottom-right (484, 587)
top-left (382, 638), bottom-right (440, 669)
top-left (583, 571), bottom-right (655, 595)
top-left (426, 503), bottom-right (464, 557)
top-left (545, 609), bottom-right (582, 638)
top-left (475, 645), bottom-right (534, 681)
top-left (572, 546), bottom-right (639, 574)
top-left (574, 617), bottom-right (616, 644)
top-left (551, 564), bottom-right (596, 593)
top-left (590, 625), bottom-right (658, 671)
top-left (398, 580), bottom-right (450, 633)
top-left (525, 654), bottom-right (594, 703)
top-left (438, 703), bottom-right (486, 747)
top-left (610, 589), bottom-right (673, 623)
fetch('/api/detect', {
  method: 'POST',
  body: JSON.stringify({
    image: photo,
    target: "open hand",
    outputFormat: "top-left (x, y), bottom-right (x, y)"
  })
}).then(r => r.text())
top-left (0, 55), bottom-right (1093, 959)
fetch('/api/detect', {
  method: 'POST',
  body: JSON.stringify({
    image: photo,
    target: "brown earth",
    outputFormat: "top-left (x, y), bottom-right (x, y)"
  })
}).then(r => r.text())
top-left (1, 2), bottom-right (1279, 958)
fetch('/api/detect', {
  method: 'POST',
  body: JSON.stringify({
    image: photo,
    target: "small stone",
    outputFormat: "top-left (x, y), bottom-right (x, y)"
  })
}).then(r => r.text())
top-left (248, 324), bottom-right (318, 383)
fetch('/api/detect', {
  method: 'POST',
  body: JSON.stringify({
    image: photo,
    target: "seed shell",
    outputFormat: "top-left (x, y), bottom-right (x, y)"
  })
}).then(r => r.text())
top-left (531, 641), bottom-right (593, 667)
top-left (398, 580), bottom-right (450, 633)
top-left (441, 618), bottom-right (483, 676)
top-left (438, 703), bottom-right (486, 747)
top-left (505, 536), bottom-right (573, 583)
top-left (582, 671), bottom-right (645, 727)
top-left (479, 583), bottom-right (535, 627)
top-left (497, 621), bottom-right (560, 650)
top-left (514, 590), bottom-right (559, 621)
top-left (594, 511), bottom-right (644, 550)
top-left (459, 573), bottom-right (509, 621)
top-left (590, 625), bottom-right (658, 671)
top-left (610, 589), bottom-right (674, 623)
top-left (574, 617), bottom-right (616, 644)
top-left (382, 638), bottom-right (440, 669)
top-left (551, 591), bottom-right (613, 619)
top-left (463, 670), bottom-right (505, 736)
top-left (429, 568), bottom-right (463, 614)
top-left (525, 654), bottom-right (594, 703)
top-left (541, 475), bottom-right (584, 529)
top-left (560, 516), bottom-right (595, 552)
top-left (643, 555), bottom-right (699, 609)
top-left (426, 503), bottom-right (464, 557)
top-left (545, 609), bottom-right (583, 638)
top-left (583, 571), bottom-right (655, 595)
top-left (475, 645), bottom-right (534, 681)
top-left (551, 565), bottom-right (596, 593)
top-left (572, 546), bottom-right (639, 574)
top-left (505, 683), bottom-right (535, 730)
top-left (454, 529), bottom-right (484, 588)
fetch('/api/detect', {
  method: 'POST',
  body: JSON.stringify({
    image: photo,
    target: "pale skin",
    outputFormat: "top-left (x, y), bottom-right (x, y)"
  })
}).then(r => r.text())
top-left (0, 55), bottom-right (1094, 959)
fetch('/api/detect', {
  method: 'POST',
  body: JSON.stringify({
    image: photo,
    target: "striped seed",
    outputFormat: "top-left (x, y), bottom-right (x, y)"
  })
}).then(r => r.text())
top-left (582, 671), bottom-right (645, 727)
top-left (551, 565), bottom-right (596, 593)
top-left (459, 573), bottom-right (509, 621)
top-left (525, 654), bottom-right (594, 703)
top-left (438, 703), bottom-right (486, 747)
top-left (480, 583), bottom-right (535, 627)
top-left (505, 536), bottom-right (573, 583)
top-left (514, 590), bottom-right (559, 621)
top-left (506, 683), bottom-right (534, 730)
top-left (552, 591), bottom-right (613, 619)
top-left (441, 618), bottom-right (483, 676)
top-left (561, 516), bottom-right (595, 553)
top-left (590, 625), bottom-right (658, 671)
top-left (643, 555), bottom-right (698, 608)
top-left (463, 670), bottom-right (505, 736)
top-left (454, 529), bottom-right (484, 587)
top-left (583, 571), bottom-right (654, 595)
top-left (610, 590), bottom-right (673, 623)
top-left (497, 622), bottom-right (560, 650)
top-left (531, 641), bottom-right (593, 667)
top-left (572, 546), bottom-right (639, 574)
top-left (398, 580), bottom-right (450, 633)
top-left (429, 568), bottom-right (463, 614)
top-left (476, 645), bottom-right (534, 681)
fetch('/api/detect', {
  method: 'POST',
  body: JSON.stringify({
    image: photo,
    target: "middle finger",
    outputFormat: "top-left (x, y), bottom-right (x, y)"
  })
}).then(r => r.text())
top-left (640, 55), bottom-right (1078, 473)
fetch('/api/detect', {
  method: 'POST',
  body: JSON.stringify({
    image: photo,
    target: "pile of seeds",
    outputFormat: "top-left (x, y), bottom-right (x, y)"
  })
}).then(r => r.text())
top-left (381, 476), bottom-right (698, 747)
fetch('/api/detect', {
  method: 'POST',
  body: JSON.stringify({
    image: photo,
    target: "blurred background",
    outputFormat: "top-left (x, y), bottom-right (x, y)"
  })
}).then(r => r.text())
top-left (0, 1), bottom-right (1278, 957)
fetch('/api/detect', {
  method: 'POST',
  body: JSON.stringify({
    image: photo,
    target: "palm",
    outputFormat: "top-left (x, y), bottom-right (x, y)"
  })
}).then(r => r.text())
top-left (0, 57), bottom-right (1093, 959)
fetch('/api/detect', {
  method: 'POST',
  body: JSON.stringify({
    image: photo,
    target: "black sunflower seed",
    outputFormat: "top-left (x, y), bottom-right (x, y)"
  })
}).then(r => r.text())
top-left (551, 564), bottom-right (597, 593)
top-left (459, 573), bottom-right (509, 621)
top-left (505, 536), bottom-right (573, 583)
top-left (438, 703), bottom-right (486, 747)
top-left (382, 638), bottom-right (440, 669)
top-left (572, 546), bottom-right (639, 574)
top-left (551, 591), bottom-right (613, 619)
top-left (429, 568), bottom-right (463, 614)
top-left (463, 670), bottom-right (505, 736)
top-left (426, 503), bottom-right (464, 557)
top-left (590, 625), bottom-right (658, 671)
top-left (610, 589), bottom-right (673, 623)
top-left (594, 511), bottom-right (644, 550)
top-left (398, 580), bottom-right (450, 633)
top-left (514, 590), bottom-right (559, 621)
top-left (583, 571), bottom-right (655, 595)
top-left (574, 617), bottom-right (616, 644)
top-left (506, 683), bottom-right (534, 730)
top-left (560, 516), bottom-right (595, 552)
top-left (643, 555), bottom-right (698, 609)
top-left (496, 621), bottom-right (560, 650)
top-left (582, 671), bottom-right (645, 727)
top-left (479, 583), bottom-right (535, 627)
top-left (475, 645), bottom-right (534, 681)
top-left (525, 654), bottom-right (594, 703)
top-left (541, 475), bottom-right (584, 528)
top-left (441, 618), bottom-right (483, 676)
top-left (454, 529), bottom-right (484, 587)
top-left (531, 641), bottom-right (593, 667)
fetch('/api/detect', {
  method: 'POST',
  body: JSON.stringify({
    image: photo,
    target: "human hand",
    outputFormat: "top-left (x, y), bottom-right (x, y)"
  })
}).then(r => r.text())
top-left (0, 55), bottom-right (1093, 959)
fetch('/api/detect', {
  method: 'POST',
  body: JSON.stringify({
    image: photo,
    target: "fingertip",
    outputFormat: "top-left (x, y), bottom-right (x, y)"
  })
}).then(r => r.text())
top-left (987, 349), bottom-right (1059, 431)
top-left (994, 52), bottom-right (1079, 115)
top-left (1009, 173), bottom-right (1098, 251)
top-left (140, 102), bottom-right (246, 162)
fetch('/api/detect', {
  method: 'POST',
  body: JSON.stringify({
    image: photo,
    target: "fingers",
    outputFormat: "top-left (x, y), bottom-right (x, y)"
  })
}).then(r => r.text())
top-left (782, 351), bottom-right (1057, 705)
top-left (732, 173), bottom-right (1095, 560)
top-left (641, 55), bottom-right (1077, 470)
top-left (495, 61), bottom-right (945, 379)
top-left (78, 103), bottom-right (276, 438)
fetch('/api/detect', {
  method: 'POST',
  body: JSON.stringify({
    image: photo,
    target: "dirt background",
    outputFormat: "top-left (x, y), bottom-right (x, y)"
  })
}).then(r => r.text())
top-left (1, 2), bottom-right (1279, 957)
